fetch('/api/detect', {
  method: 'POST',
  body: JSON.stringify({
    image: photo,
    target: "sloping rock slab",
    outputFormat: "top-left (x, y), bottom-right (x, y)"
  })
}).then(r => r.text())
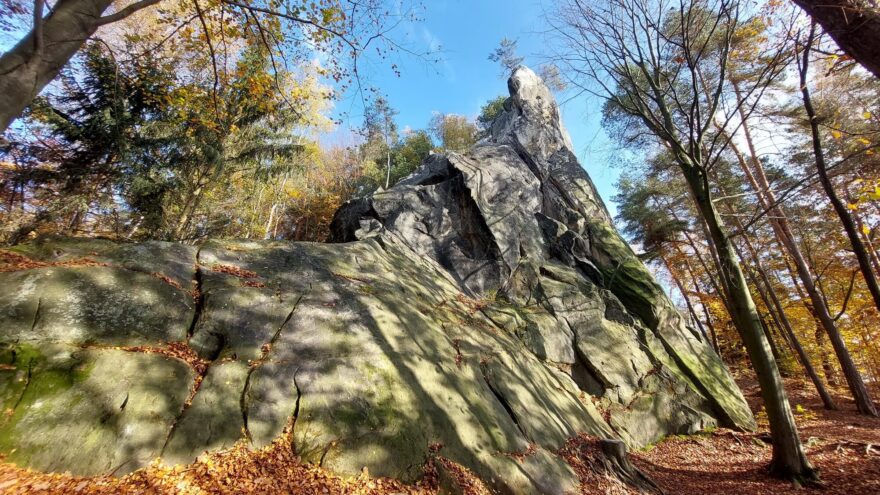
top-left (0, 66), bottom-right (753, 493)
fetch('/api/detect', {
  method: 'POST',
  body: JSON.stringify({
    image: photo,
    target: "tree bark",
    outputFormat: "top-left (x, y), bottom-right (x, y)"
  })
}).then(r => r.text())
top-left (733, 222), bottom-right (838, 410)
top-left (668, 205), bottom-right (733, 315)
top-left (727, 82), bottom-right (869, 412)
top-left (846, 187), bottom-right (880, 277)
top-left (0, 0), bottom-right (116, 134)
top-left (798, 28), bottom-right (879, 416)
top-left (792, 0), bottom-right (880, 79)
top-left (681, 160), bottom-right (815, 481)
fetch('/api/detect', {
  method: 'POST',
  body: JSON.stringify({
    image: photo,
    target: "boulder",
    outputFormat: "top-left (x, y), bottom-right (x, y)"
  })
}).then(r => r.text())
top-left (0, 66), bottom-right (753, 493)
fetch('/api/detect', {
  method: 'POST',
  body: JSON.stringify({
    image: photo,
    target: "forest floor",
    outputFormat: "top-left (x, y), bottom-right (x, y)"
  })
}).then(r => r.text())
top-left (1, 376), bottom-right (878, 494)
top-left (632, 375), bottom-right (880, 495)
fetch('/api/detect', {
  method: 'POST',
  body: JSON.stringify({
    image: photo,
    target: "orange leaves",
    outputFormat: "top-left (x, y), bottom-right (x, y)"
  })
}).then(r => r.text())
top-left (211, 263), bottom-right (259, 278)
top-left (211, 263), bottom-right (270, 288)
top-left (0, 250), bottom-right (107, 273)
top-left (0, 432), bottom-right (464, 495)
top-left (111, 341), bottom-right (210, 376)
top-left (632, 377), bottom-right (880, 495)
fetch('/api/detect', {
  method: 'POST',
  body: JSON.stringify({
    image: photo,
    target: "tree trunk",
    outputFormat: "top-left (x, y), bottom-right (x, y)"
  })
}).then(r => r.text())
top-left (679, 250), bottom-right (722, 354)
top-left (792, 0), bottom-right (880, 79)
top-left (759, 270), bottom-right (837, 409)
top-left (662, 255), bottom-right (712, 345)
top-left (713, 133), bottom-right (835, 407)
top-left (0, 0), bottom-right (115, 134)
top-left (846, 187), bottom-right (880, 277)
top-left (668, 204), bottom-right (733, 315)
top-left (681, 160), bottom-right (815, 481)
top-left (728, 82), bottom-right (870, 413)
top-left (738, 251), bottom-right (787, 366)
top-left (733, 220), bottom-right (838, 410)
top-left (799, 31), bottom-right (879, 416)
top-left (264, 203), bottom-right (278, 240)
top-left (173, 184), bottom-right (205, 241)
top-left (385, 149), bottom-right (392, 189)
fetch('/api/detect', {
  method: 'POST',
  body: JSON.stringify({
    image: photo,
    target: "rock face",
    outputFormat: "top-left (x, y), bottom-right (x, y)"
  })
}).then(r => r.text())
top-left (0, 67), bottom-right (753, 493)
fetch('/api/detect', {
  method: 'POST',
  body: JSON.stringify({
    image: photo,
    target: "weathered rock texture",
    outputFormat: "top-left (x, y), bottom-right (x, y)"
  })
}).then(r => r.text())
top-left (0, 67), bottom-right (753, 493)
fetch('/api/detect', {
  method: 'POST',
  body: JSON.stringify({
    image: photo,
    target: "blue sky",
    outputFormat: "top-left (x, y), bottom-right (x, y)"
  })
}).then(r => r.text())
top-left (334, 0), bottom-right (624, 216)
top-left (0, 0), bottom-right (624, 216)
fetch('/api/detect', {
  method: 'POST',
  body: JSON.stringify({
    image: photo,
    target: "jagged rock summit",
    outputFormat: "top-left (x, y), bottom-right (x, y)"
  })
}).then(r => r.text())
top-left (0, 67), bottom-right (753, 494)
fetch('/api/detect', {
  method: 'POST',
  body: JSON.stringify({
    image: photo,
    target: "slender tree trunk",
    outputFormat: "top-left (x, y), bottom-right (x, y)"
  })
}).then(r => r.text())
top-left (662, 255), bottom-right (712, 345)
top-left (681, 159), bottom-right (815, 480)
top-left (728, 82), bottom-right (872, 413)
top-left (385, 148), bottom-right (392, 189)
top-left (801, 67), bottom-right (880, 315)
top-left (712, 158), bottom-right (836, 407)
top-left (174, 184), bottom-right (205, 240)
top-left (759, 269), bottom-right (837, 409)
top-left (264, 203), bottom-right (278, 240)
top-left (799, 28), bottom-right (879, 416)
top-left (777, 252), bottom-right (840, 387)
top-left (676, 248), bottom-right (722, 353)
top-left (668, 205), bottom-right (733, 315)
top-left (815, 326), bottom-right (840, 387)
top-left (739, 252), bottom-right (786, 365)
top-left (733, 223), bottom-right (838, 409)
top-left (847, 187), bottom-right (880, 277)
top-left (0, 0), bottom-right (117, 133)
top-left (674, 245), bottom-right (721, 356)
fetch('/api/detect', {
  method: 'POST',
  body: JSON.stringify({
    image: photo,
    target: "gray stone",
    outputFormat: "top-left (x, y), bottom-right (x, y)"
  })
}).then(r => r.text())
top-left (0, 65), bottom-right (755, 493)
top-left (0, 344), bottom-right (193, 475)
top-left (162, 361), bottom-right (249, 465)
top-left (0, 266), bottom-right (193, 346)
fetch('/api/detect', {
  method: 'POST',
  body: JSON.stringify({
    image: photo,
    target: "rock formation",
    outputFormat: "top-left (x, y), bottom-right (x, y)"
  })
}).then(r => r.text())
top-left (0, 67), bottom-right (753, 493)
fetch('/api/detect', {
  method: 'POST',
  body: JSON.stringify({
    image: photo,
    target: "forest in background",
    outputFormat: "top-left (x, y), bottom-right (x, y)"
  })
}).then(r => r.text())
top-left (1, 0), bottom-right (880, 489)
top-left (0, 1), bottom-right (496, 243)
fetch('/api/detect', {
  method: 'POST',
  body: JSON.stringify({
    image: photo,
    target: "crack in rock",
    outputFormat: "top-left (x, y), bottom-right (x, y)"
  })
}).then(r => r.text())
top-left (241, 295), bottom-right (303, 442)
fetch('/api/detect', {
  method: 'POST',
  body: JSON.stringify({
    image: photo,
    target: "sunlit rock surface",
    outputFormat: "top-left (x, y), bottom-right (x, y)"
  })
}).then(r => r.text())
top-left (0, 67), bottom-right (753, 494)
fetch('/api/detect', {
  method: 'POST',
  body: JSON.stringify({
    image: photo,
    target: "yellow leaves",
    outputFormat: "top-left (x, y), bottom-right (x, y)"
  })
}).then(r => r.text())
top-left (863, 225), bottom-right (872, 236)
top-left (864, 111), bottom-right (873, 120)
top-left (831, 129), bottom-right (842, 140)
top-left (321, 6), bottom-right (343, 24)
top-left (852, 180), bottom-right (880, 204)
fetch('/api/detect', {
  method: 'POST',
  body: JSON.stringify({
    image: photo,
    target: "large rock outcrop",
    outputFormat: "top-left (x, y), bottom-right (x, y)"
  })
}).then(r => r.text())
top-left (0, 67), bottom-right (753, 493)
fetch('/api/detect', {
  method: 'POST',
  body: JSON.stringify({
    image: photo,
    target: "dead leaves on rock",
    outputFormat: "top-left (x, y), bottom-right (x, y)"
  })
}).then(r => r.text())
top-left (0, 435), bottom-right (494, 495)
top-left (211, 263), bottom-right (267, 288)
top-left (210, 264), bottom-right (259, 279)
top-left (110, 342), bottom-right (210, 376)
top-left (0, 250), bottom-right (187, 292)
top-left (0, 250), bottom-right (107, 272)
